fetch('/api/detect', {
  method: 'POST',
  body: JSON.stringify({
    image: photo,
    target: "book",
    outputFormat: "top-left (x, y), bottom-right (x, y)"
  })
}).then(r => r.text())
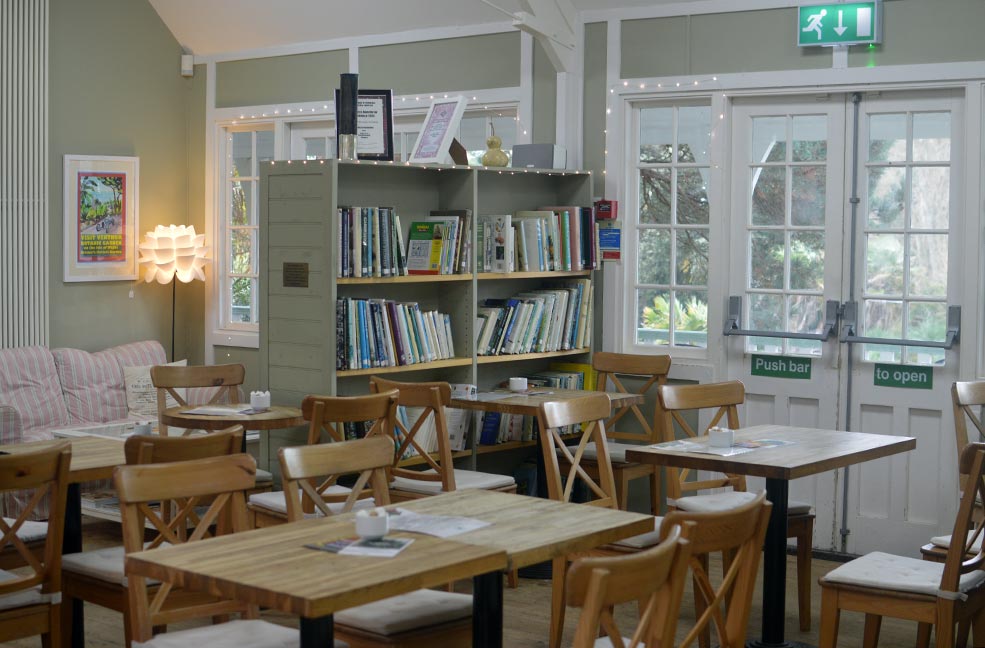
top-left (405, 222), bottom-right (444, 275)
top-left (478, 215), bottom-right (512, 273)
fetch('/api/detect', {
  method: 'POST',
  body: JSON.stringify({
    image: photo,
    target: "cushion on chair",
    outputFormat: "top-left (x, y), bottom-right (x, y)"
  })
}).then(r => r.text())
top-left (62, 543), bottom-right (165, 587)
top-left (594, 638), bottom-right (633, 648)
top-left (930, 532), bottom-right (985, 553)
top-left (255, 468), bottom-right (273, 484)
top-left (1, 518), bottom-right (46, 543)
top-left (787, 500), bottom-right (813, 515)
top-left (612, 516), bottom-right (663, 549)
top-left (0, 568), bottom-right (48, 611)
top-left (248, 486), bottom-right (374, 516)
top-left (673, 491), bottom-right (758, 512)
top-left (822, 551), bottom-right (985, 600)
top-left (391, 469), bottom-right (515, 495)
top-left (132, 618), bottom-right (348, 648)
top-left (335, 590), bottom-right (472, 635)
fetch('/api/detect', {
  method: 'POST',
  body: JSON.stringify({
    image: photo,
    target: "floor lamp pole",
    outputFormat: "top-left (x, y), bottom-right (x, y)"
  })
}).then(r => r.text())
top-left (171, 276), bottom-right (176, 362)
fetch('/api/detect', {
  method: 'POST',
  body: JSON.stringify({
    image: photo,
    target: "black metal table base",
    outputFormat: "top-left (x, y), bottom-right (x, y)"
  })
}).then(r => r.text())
top-left (65, 483), bottom-right (84, 648)
top-left (747, 640), bottom-right (815, 648)
top-left (300, 615), bottom-right (333, 648)
top-left (473, 570), bottom-right (504, 648)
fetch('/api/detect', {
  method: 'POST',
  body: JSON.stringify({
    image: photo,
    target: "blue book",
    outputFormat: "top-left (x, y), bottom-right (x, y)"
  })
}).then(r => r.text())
top-left (357, 300), bottom-right (371, 369)
top-left (479, 412), bottom-right (502, 445)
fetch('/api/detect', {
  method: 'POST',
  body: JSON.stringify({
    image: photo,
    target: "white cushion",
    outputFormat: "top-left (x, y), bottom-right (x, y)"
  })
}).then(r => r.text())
top-left (255, 468), bottom-right (273, 484)
top-left (133, 618), bottom-right (347, 648)
top-left (336, 590), bottom-right (472, 635)
top-left (391, 469), bottom-right (515, 495)
top-left (248, 486), bottom-right (374, 517)
top-left (595, 638), bottom-right (633, 648)
top-left (931, 532), bottom-right (985, 553)
top-left (123, 360), bottom-right (187, 419)
top-left (788, 500), bottom-right (813, 515)
top-left (674, 492), bottom-right (811, 516)
top-left (612, 516), bottom-right (663, 549)
top-left (2, 518), bottom-right (47, 543)
top-left (0, 568), bottom-right (47, 611)
top-left (822, 551), bottom-right (985, 600)
top-left (579, 441), bottom-right (644, 465)
top-left (63, 543), bottom-right (165, 587)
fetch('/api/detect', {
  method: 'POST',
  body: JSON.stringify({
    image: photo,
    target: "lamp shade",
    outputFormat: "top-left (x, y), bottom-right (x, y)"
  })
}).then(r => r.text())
top-left (138, 224), bottom-right (209, 284)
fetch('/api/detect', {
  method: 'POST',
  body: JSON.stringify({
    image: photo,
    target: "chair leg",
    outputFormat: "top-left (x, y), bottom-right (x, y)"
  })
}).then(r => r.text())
top-left (863, 614), bottom-right (882, 648)
top-left (818, 586), bottom-right (840, 648)
top-left (916, 622), bottom-right (933, 648)
top-left (613, 469), bottom-right (629, 511)
top-left (957, 618), bottom-right (971, 648)
top-left (549, 556), bottom-right (567, 648)
top-left (60, 593), bottom-right (74, 648)
top-left (936, 604), bottom-right (955, 648)
top-left (797, 530), bottom-right (812, 631)
top-left (971, 608), bottom-right (985, 648)
top-left (648, 467), bottom-right (661, 516)
top-left (43, 603), bottom-right (61, 648)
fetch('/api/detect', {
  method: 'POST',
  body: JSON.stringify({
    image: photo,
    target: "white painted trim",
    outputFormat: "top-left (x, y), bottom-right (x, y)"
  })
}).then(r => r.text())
top-left (582, 0), bottom-right (803, 23)
top-left (348, 46), bottom-right (359, 73)
top-left (204, 60), bottom-right (221, 363)
top-left (197, 22), bottom-right (516, 63)
top-left (601, 19), bottom-right (622, 353)
top-left (519, 32), bottom-right (534, 145)
top-left (966, 82), bottom-right (985, 379)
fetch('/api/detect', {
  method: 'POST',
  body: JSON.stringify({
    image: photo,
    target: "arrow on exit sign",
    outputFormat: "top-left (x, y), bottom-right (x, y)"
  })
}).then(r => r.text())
top-left (798, 2), bottom-right (882, 47)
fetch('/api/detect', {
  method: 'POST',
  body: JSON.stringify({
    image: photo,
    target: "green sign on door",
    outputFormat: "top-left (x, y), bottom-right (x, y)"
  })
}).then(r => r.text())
top-left (873, 363), bottom-right (933, 390)
top-left (798, 2), bottom-right (882, 47)
top-left (751, 355), bottom-right (812, 380)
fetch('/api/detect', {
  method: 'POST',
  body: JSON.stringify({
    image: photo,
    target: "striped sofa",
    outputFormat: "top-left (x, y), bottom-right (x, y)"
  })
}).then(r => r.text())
top-left (0, 340), bottom-right (167, 519)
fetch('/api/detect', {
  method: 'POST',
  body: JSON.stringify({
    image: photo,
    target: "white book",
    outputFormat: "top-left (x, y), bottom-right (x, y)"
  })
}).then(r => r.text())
top-left (444, 315), bottom-right (455, 358)
top-left (393, 212), bottom-right (408, 276)
top-left (506, 303), bottom-right (531, 354)
top-left (352, 207), bottom-right (363, 278)
top-left (520, 298), bottom-right (545, 353)
top-left (477, 307), bottom-right (500, 355)
top-left (372, 207), bottom-right (382, 277)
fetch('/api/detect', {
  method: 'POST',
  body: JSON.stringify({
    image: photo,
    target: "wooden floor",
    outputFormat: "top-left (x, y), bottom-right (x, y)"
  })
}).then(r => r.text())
top-left (9, 518), bottom-right (920, 647)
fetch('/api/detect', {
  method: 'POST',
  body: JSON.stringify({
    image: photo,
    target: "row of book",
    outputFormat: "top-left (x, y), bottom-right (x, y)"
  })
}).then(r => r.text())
top-left (475, 279), bottom-right (593, 356)
top-left (405, 211), bottom-right (472, 275)
top-left (335, 298), bottom-right (456, 370)
top-left (476, 207), bottom-right (599, 273)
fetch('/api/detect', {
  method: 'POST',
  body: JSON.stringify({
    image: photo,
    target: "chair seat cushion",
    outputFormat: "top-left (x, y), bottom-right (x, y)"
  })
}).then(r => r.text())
top-left (930, 532), bottom-right (985, 553)
top-left (63, 543), bottom-right (164, 587)
top-left (612, 516), bottom-right (663, 549)
top-left (787, 500), bottom-right (813, 515)
top-left (391, 469), bottom-right (515, 495)
top-left (674, 492), bottom-right (812, 516)
top-left (248, 486), bottom-right (374, 516)
top-left (822, 551), bottom-right (985, 600)
top-left (0, 568), bottom-right (46, 611)
top-left (255, 468), bottom-right (273, 484)
top-left (2, 518), bottom-right (47, 543)
top-left (336, 589), bottom-right (472, 635)
top-left (594, 638), bottom-right (632, 648)
top-left (133, 618), bottom-right (348, 647)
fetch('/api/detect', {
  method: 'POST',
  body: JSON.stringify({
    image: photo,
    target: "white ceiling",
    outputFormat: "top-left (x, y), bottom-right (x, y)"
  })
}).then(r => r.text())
top-left (148, 0), bottom-right (680, 57)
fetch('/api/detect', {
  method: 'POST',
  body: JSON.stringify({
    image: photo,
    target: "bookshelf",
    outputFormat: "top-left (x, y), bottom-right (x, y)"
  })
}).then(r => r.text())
top-left (258, 160), bottom-right (597, 474)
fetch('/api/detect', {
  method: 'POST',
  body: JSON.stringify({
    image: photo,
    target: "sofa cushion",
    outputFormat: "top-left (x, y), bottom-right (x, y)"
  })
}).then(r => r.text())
top-left (108, 340), bottom-right (168, 370)
top-left (51, 347), bottom-right (127, 424)
top-left (335, 590), bottom-right (472, 635)
top-left (123, 360), bottom-right (186, 419)
top-left (0, 346), bottom-right (69, 434)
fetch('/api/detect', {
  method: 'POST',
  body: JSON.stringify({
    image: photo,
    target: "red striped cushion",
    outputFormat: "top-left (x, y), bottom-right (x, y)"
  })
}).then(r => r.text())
top-left (109, 340), bottom-right (166, 369)
top-left (0, 346), bottom-right (69, 433)
top-left (51, 348), bottom-right (127, 424)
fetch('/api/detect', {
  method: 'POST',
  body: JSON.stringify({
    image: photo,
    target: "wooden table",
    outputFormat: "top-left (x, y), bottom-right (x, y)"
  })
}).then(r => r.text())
top-left (626, 425), bottom-right (916, 648)
top-left (161, 404), bottom-right (304, 451)
top-left (126, 490), bottom-right (653, 648)
top-left (450, 388), bottom-right (642, 416)
top-left (0, 435), bottom-right (126, 648)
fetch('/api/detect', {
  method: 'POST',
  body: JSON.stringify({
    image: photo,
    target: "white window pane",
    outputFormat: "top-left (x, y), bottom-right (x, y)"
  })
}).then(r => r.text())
top-left (230, 229), bottom-right (255, 275)
top-left (257, 131), bottom-right (274, 163)
top-left (910, 167), bottom-right (949, 229)
top-left (231, 132), bottom-right (252, 177)
top-left (491, 116), bottom-right (516, 152)
top-left (792, 115), bottom-right (827, 161)
top-left (673, 290), bottom-right (708, 348)
top-left (230, 277), bottom-right (254, 323)
top-left (678, 106), bottom-right (710, 164)
top-left (230, 180), bottom-right (252, 226)
top-left (912, 112), bottom-right (950, 162)
top-left (637, 289), bottom-right (671, 345)
top-left (459, 116), bottom-right (487, 152)
top-left (868, 113), bottom-right (906, 162)
top-left (752, 117), bottom-right (786, 163)
top-left (305, 138), bottom-right (326, 160)
top-left (638, 229), bottom-right (670, 284)
top-left (640, 107), bottom-right (673, 163)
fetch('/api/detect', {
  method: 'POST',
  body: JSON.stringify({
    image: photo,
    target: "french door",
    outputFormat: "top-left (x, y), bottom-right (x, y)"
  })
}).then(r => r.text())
top-left (726, 90), bottom-right (964, 556)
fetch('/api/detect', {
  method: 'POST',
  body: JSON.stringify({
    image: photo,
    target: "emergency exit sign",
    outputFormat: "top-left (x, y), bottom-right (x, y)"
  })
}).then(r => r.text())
top-left (798, 2), bottom-right (882, 47)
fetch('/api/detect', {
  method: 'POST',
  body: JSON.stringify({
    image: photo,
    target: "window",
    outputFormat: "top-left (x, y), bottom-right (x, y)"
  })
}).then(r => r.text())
top-left (631, 103), bottom-right (711, 349)
top-left (458, 111), bottom-right (517, 165)
top-left (220, 126), bottom-right (274, 330)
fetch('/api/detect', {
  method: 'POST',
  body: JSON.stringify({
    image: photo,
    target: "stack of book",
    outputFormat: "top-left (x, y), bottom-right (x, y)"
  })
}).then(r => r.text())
top-left (337, 206), bottom-right (408, 278)
top-left (405, 210), bottom-right (472, 275)
top-left (476, 206), bottom-right (598, 273)
top-left (474, 278), bottom-right (593, 356)
top-left (336, 298), bottom-right (456, 370)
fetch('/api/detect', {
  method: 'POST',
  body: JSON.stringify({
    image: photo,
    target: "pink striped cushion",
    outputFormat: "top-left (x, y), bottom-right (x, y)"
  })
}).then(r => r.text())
top-left (109, 340), bottom-right (166, 369)
top-left (0, 346), bottom-right (69, 434)
top-left (51, 348), bottom-right (127, 424)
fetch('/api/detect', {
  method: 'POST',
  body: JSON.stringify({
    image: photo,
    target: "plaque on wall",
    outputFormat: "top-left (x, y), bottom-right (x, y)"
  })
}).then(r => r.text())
top-left (283, 262), bottom-right (309, 288)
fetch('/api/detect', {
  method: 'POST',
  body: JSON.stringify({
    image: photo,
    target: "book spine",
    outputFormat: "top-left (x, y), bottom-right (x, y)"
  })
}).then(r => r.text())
top-left (444, 314), bottom-right (455, 359)
top-left (379, 208), bottom-right (390, 277)
top-left (336, 298), bottom-right (346, 370)
top-left (561, 210), bottom-right (571, 271)
top-left (372, 207), bottom-right (382, 277)
top-left (361, 207), bottom-right (370, 277)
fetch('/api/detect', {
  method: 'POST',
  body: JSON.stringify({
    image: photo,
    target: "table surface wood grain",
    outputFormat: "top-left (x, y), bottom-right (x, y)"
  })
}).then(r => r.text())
top-left (161, 405), bottom-right (304, 431)
top-left (625, 424), bottom-right (916, 480)
top-left (0, 435), bottom-right (126, 483)
top-left (450, 389), bottom-right (643, 416)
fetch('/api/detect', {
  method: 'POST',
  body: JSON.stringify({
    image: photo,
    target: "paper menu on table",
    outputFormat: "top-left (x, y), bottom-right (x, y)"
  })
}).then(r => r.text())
top-left (387, 509), bottom-right (490, 538)
top-left (181, 405), bottom-right (255, 416)
top-left (305, 536), bottom-right (414, 558)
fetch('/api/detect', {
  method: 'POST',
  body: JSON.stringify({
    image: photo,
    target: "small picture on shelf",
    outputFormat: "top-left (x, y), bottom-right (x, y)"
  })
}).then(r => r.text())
top-left (409, 96), bottom-right (468, 164)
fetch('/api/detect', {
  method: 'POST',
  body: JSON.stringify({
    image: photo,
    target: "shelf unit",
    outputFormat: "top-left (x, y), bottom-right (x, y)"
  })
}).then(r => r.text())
top-left (258, 160), bottom-right (597, 472)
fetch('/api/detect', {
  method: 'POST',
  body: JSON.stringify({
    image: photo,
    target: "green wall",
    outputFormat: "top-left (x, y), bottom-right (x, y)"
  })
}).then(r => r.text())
top-left (583, 22), bottom-right (607, 196)
top-left (532, 39), bottom-right (557, 144)
top-left (49, 0), bottom-right (202, 361)
top-left (216, 50), bottom-right (349, 108)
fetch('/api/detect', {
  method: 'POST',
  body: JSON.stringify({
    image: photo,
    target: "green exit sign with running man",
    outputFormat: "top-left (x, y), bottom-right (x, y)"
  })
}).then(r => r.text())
top-left (798, 2), bottom-right (882, 47)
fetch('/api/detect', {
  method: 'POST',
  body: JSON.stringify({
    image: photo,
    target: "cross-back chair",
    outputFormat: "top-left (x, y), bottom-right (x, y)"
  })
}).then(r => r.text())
top-left (369, 377), bottom-right (516, 501)
top-left (248, 390), bottom-right (398, 527)
top-left (820, 441), bottom-right (985, 648)
top-left (659, 380), bottom-right (816, 631)
top-left (118, 454), bottom-right (318, 647)
top-left (149, 364), bottom-right (246, 437)
top-left (0, 443), bottom-right (70, 647)
top-left (587, 351), bottom-right (671, 514)
top-left (538, 393), bottom-right (667, 648)
top-left (661, 491), bottom-right (772, 648)
top-left (60, 426), bottom-right (245, 648)
top-left (566, 523), bottom-right (693, 648)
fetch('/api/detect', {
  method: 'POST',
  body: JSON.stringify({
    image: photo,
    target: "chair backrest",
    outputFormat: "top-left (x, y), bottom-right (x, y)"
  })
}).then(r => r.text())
top-left (661, 491), bottom-right (772, 648)
top-left (369, 377), bottom-right (457, 491)
top-left (123, 425), bottom-right (244, 465)
top-left (941, 442), bottom-right (985, 594)
top-left (0, 443), bottom-right (70, 603)
top-left (280, 435), bottom-right (394, 521)
top-left (658, 380), bottom-right (747, 503)
top-left (538, 393), bottom-right (618, 508)
top-left (150, 364), bottom-right (246, 435)
top-left (593, 352), bottom-right (671, 445)
top-left (567, 524), bottom-right (693, 648)
top-left (116, 454), bottom-right (257, 643)
top-left (952, 381), bottom-right (985, 494)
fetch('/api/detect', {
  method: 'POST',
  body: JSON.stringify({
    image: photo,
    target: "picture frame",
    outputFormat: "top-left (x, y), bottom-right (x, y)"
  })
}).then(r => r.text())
top-left (63, 154), bottom-right (139, 282)
top-left (409, 96), bottom-right (468, 164)
top-left (335, 88), bottom-right (394, 161)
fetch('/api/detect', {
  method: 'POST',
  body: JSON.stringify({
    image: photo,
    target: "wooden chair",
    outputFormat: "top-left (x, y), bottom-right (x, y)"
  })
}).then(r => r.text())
top-left (0, 443), bottom-right (70, 647)
top-left (280, 436), bottom-right (477, 648)
top-left (60, 427), bottom-right (244, 648)
top-left (248, 390), bottom-right (398, 527)
top-left (566, 523), bottom-right (692, 648)
top-left (659, 380), bottom-right (816, 631)
top-left (660, 491), bottom-right (772, 648)
top-left (369, 377), bottom-right (517, 500)
top-left (538, 393), bottom-right (665, 648)
top-left (586, 351), bottom-right (671, 514)
top-left (820, 441), bottom-right (985, 648)
top-left (117, 453), bottom-right (338, 647)
top-left (150, 363), bottom-right (246, 437)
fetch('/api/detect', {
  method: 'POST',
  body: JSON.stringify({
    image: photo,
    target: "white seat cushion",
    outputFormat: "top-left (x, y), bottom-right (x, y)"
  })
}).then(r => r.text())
top-left (0, 568), bottom-right (47, 611)
top-left (822, 551), bottom-right (985, 600)
top-left (248, 487), bottom-right (374, 517)
top-left (391, 469), bottom-right (515, 495)
top-left (133, 618), bottom-right (347, 648)
top-left (788, 500), bottom-right (813, 515)
top-left (2, 518), bottom-right (47, 543)
top-left (674, 492), bottom-right (811, 516)
top-left (931, 532), bottom-right (985, 553)
top-left (63, 543), bottom-right (165, 587)
top-left (255, 468), bottom-right (273, 484)
top-left (579, 441), bottom-right (644, 465)
top-left (595, 638), bottom-right (632, 648)
top-left (336, 590), bottom-right (472, 635)
top-left (612, 516), bottom-right (663, 549)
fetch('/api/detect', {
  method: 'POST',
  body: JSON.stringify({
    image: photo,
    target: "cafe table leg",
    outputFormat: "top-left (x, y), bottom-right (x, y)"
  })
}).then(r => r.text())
top-left (300, 615), bottom-right (333, 648)
top-left (64, 482), bottom-right (85, 648)
top-left (473, 570), bottom-right (504, 648)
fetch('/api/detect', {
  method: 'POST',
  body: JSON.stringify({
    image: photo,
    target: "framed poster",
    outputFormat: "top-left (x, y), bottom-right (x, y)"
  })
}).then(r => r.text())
top-left (409, 96), bottom-right (468, 164)
top-left (335, 88), bottom-right (394, 161)
top-left (63, 155), bottom-right (139, 282)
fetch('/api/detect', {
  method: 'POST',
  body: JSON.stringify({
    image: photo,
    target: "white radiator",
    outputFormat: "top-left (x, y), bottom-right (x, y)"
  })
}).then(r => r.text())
top-left (0, 0), bottom-right (49, 347)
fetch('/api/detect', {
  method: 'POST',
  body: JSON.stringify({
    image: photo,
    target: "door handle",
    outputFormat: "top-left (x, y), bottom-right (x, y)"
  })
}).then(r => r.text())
top-left (839, 302), bottom-right (960, 350)
top-left (723, 296), bottom-right (840, 342)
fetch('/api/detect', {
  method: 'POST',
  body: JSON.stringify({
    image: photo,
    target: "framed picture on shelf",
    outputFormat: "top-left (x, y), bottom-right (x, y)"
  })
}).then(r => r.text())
top-left (63, 154), bottom-right (139, 282)
top-left (409, 96), bottom-right (468, 164)
top-left (335, 88), bottom-right (394, 161)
